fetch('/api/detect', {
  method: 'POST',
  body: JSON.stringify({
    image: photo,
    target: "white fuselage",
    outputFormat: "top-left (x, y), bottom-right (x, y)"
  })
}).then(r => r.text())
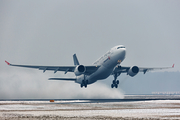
top-left (75, 45), bottom-right (126, 84)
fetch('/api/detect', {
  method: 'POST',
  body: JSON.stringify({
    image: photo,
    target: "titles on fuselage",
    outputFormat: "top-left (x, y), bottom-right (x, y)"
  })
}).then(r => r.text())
top-left (94, 51), bottom-right (112, 65)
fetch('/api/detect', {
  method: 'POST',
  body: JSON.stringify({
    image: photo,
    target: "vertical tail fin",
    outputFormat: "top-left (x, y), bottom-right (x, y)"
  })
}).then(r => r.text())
top-left (73, 54), bottom-right (80, 65)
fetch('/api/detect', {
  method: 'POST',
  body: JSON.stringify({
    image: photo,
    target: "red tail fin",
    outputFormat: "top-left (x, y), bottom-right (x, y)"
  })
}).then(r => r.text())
top-left (172, 64), bottom-right (175, 68)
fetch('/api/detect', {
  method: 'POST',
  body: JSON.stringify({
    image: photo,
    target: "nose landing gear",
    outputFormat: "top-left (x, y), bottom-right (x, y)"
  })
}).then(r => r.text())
top-left (80, 80), bottom-right (88, 88)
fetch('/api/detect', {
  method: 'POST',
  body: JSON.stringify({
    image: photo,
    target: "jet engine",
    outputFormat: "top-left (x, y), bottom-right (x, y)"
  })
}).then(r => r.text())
top-left (74, 65), bottom-right (86, 76)
top-left (127, 66), bottom-right (139, 77)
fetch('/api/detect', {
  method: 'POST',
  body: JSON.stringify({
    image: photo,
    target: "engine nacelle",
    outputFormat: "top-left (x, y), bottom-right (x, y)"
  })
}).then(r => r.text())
top-left (127, 66), bottom-right (139, 77)
top-left (74, 65), bottom-right (86, 76)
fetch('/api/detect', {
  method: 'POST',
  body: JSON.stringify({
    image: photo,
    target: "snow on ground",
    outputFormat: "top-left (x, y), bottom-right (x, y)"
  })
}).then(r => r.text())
top-left (0, 100), bottom-right (180, 119)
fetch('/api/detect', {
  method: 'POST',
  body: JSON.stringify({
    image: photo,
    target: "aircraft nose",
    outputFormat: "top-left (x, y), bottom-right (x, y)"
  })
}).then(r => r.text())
top-left (121, 48), bottom-right (126, 57)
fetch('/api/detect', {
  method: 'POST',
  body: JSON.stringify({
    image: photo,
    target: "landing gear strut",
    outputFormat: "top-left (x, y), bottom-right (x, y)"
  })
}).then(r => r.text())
top-left (111, 73), bottom-right (119, 88)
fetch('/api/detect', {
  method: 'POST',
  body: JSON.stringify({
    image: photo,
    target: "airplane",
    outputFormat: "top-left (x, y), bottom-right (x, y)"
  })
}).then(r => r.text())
top-left (5, 45), bottom-right (174, 88)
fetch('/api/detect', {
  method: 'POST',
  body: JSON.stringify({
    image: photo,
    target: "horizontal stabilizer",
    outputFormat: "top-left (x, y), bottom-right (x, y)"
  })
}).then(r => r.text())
top-left (48, 78), bottom-right (76, 81)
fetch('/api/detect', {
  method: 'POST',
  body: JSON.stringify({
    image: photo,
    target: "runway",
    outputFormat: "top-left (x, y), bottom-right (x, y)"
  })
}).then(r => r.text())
top-left (0, 95), bottom-right (180, 120)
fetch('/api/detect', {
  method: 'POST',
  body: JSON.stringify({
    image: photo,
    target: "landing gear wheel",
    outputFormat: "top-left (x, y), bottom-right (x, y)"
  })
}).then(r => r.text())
top-left (115, 84), bottom-right (118, 88)
top-left (81, 84), bottom-right (83, 88)
top-left (111, 84), bottom-right (114, 88)
top-left (116, 80), bottom-right (119, 84)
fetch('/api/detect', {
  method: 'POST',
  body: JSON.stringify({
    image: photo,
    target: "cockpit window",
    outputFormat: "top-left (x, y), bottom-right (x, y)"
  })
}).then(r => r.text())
top-left (117, 46), bottom-right (125, 49)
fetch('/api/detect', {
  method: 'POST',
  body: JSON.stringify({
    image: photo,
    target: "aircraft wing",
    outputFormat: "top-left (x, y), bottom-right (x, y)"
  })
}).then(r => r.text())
top-left (5, 61), bottom-right (100, 75)
top-left (113, 64), bottom-right (174, 74)
top-left (138, 64), bottom-right (174, 74)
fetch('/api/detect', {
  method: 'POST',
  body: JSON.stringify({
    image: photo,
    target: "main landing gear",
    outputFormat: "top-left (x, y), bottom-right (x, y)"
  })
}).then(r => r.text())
top-left (111, 80), bottom-right (119, 88)
top-left (80, 80), bottom-right (88, 88)
top-left (111, 73), bottom-right (120, 88)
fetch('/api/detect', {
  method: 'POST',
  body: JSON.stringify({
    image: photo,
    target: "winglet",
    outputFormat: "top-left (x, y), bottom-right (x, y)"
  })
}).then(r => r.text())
top-left (5, 61), bottom-right (10, 65)
top-left (172, 64), bottom-right (175, 68)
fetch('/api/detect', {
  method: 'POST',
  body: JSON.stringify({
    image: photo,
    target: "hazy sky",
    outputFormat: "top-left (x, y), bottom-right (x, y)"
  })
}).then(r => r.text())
top-left (0, 0), bottom-right (180, 99)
